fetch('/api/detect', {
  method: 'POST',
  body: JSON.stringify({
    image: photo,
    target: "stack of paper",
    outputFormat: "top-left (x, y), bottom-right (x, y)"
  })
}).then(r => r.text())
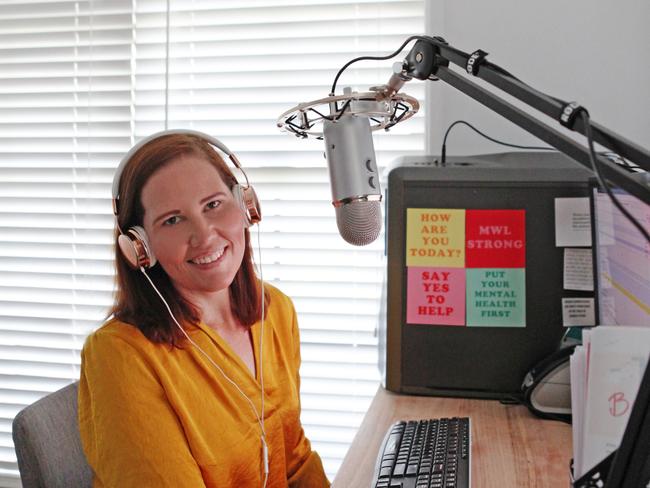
top-left (570, 326), bottom-right (650, 478)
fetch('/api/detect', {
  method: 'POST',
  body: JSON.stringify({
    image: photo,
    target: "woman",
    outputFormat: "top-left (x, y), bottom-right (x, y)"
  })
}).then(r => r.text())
top-left (78, 132), bottom-right (329, 487)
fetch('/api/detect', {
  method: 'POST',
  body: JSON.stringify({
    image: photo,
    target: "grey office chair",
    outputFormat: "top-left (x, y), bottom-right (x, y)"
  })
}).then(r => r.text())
top-left (12, 381), bottom-right (93, 488)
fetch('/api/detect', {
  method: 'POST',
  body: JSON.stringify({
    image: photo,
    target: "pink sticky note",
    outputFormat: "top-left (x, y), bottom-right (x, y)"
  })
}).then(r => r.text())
top-left (406, 267), bottom-right (466, 326)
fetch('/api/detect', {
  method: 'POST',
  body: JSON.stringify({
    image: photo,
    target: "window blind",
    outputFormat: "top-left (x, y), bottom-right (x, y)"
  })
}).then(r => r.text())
top-left (0, 0), bottom-right (425, 484)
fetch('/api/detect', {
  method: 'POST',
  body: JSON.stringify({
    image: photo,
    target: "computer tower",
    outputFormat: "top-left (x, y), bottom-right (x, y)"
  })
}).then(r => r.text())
top-left (379, 152), bottom-right (593, 399)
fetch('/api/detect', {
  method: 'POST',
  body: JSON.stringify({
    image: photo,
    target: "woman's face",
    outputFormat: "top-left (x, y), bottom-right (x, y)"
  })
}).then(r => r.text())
top-left (140, 153), bottom-right (246, 302)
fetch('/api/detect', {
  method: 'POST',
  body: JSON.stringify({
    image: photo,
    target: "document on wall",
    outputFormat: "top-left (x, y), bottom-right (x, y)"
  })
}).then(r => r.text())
top-left (563, 248), bottom-right (594, 291)
top-left (562, 298), bottom-right (595, 327)
top-left (555, 197), bottom-right (591, 247)
top-left (571, 326), bottom-right (650, 478)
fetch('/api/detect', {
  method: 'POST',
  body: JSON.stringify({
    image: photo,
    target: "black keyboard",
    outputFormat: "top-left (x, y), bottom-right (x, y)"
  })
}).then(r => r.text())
top-left (371, 417), bottom-right (471, 488)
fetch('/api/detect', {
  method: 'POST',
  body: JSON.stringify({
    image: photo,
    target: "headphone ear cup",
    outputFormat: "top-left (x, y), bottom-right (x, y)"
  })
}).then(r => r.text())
top-left (117, 225), bottom-right (157, 269)
top-left (232, 184), bottom-right (262, 227)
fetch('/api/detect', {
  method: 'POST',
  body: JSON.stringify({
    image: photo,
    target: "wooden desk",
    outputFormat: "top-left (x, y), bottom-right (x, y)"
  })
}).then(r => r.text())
top-left (333, 388), bottom-right (572, 487)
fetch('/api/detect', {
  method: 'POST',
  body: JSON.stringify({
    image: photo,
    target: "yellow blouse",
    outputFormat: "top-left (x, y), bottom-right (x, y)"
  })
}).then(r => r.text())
top-left (78, 283), bottom-right (329, 487)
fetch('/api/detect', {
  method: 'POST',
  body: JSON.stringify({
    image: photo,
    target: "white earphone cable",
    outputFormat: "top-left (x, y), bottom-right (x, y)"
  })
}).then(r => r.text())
top-left (139, 266), bottom-right (268, 487)
top-left (256, 222), bottom-right (268, 486)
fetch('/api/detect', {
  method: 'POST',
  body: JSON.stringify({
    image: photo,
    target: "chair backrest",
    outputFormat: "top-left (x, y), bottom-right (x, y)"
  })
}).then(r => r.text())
top-left (12, 381), bottom-right (93, 488)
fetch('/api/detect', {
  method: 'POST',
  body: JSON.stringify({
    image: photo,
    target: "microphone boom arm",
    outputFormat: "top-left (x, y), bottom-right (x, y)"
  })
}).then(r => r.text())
top-left (398, 37), bottom-right (650, 205)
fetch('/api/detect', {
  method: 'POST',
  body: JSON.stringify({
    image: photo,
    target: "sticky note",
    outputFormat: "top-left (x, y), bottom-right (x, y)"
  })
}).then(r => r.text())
top-left (406, 267), bottom-right (466, 326)
top-left (406, 209), bottom-right (465, 267)
top-left (466, 269), bottom-right (526, 327)
top-left (465, 209), bottom-right (526, 268)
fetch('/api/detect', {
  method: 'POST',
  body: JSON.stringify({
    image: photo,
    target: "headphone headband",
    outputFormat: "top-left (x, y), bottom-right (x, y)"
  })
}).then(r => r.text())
top-left (111, 128), bottom-right (244, 209)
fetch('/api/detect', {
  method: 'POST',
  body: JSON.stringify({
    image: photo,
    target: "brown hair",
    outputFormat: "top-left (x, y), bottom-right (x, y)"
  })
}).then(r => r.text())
top-left (110, 133), bottom-right (267, 346)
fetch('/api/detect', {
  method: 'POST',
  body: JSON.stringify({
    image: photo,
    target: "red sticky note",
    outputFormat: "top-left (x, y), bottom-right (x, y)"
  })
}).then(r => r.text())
top-left (465, 210), bottom-right (526, 268)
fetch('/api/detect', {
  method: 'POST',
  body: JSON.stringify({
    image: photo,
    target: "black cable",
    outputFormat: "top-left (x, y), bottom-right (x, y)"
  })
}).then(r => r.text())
top-left (441, 120), bottom-right (555, 165)
top-left (331, 35), bottom-right (523, 96)
top-left (333, 98), bottom-right (353, 121)
top-left (389, 101), bottom-right (409, 127)
top-left (330, 35), bottom-right (431, 95)
top-left (581, 110), bottom-right (650, 244)
top-left (308, 107), bottom-right (329, 121)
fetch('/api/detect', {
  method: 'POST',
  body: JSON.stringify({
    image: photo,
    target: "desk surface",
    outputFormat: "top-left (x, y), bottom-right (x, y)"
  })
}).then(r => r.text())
top-left (333, 387), bottom-right (572, 487)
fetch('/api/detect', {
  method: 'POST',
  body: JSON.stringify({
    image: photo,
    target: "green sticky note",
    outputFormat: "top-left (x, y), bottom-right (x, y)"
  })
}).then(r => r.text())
top-left (466, 269), bottom-right (526, 327)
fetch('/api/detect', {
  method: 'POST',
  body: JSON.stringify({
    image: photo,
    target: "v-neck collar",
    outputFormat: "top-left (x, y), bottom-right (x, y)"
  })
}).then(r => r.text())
top-left (191, 320), bottom-right (262, 384)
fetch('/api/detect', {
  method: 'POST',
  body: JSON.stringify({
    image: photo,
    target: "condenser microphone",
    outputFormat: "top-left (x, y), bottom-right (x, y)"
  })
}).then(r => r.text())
top-left (276, 67), bottom-right (418, 246)
top-left (323, 114), bottom-right (382, 246)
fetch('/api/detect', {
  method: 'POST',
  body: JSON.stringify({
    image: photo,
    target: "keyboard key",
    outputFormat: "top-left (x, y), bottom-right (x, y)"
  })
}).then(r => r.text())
top-left (385, 434), bottom-right (401, 455)
top-left (379, 466), bottom-right (392, 478)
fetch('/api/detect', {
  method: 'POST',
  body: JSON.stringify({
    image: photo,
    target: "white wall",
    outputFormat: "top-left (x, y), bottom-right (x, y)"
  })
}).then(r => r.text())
top-left (424, 0), bottom-right (650, 159)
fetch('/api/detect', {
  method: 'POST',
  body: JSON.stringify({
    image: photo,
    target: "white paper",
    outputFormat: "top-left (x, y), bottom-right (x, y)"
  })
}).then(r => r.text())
top-left (562, 298), bottom-right (595, 327)
top-left (581, 326), bottom-right (650, 475)
top-left (555, 197), bottom-right (592, 247)
top-left (563, 248), bottom-right (594, 291)
top-left (570, 346), bottom-right (586, 477)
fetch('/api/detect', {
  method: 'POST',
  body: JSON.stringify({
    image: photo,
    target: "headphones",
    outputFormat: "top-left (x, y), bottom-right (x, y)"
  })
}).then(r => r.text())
top-left (111, 129), bottom-right (262, 269)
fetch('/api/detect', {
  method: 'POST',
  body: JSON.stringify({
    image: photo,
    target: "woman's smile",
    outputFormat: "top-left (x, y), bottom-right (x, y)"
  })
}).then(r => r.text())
top-left (189, 246), bottom-right (227, 266)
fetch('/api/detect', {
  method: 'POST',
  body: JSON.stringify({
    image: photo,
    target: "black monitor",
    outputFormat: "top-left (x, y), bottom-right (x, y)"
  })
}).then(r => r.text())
top-left (591, 179), bottom-right (650, 327)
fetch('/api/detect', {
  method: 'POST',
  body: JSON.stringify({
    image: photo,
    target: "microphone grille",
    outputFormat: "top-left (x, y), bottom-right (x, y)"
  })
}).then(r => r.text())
top-left (335, 201), bottom-right (382, 246)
